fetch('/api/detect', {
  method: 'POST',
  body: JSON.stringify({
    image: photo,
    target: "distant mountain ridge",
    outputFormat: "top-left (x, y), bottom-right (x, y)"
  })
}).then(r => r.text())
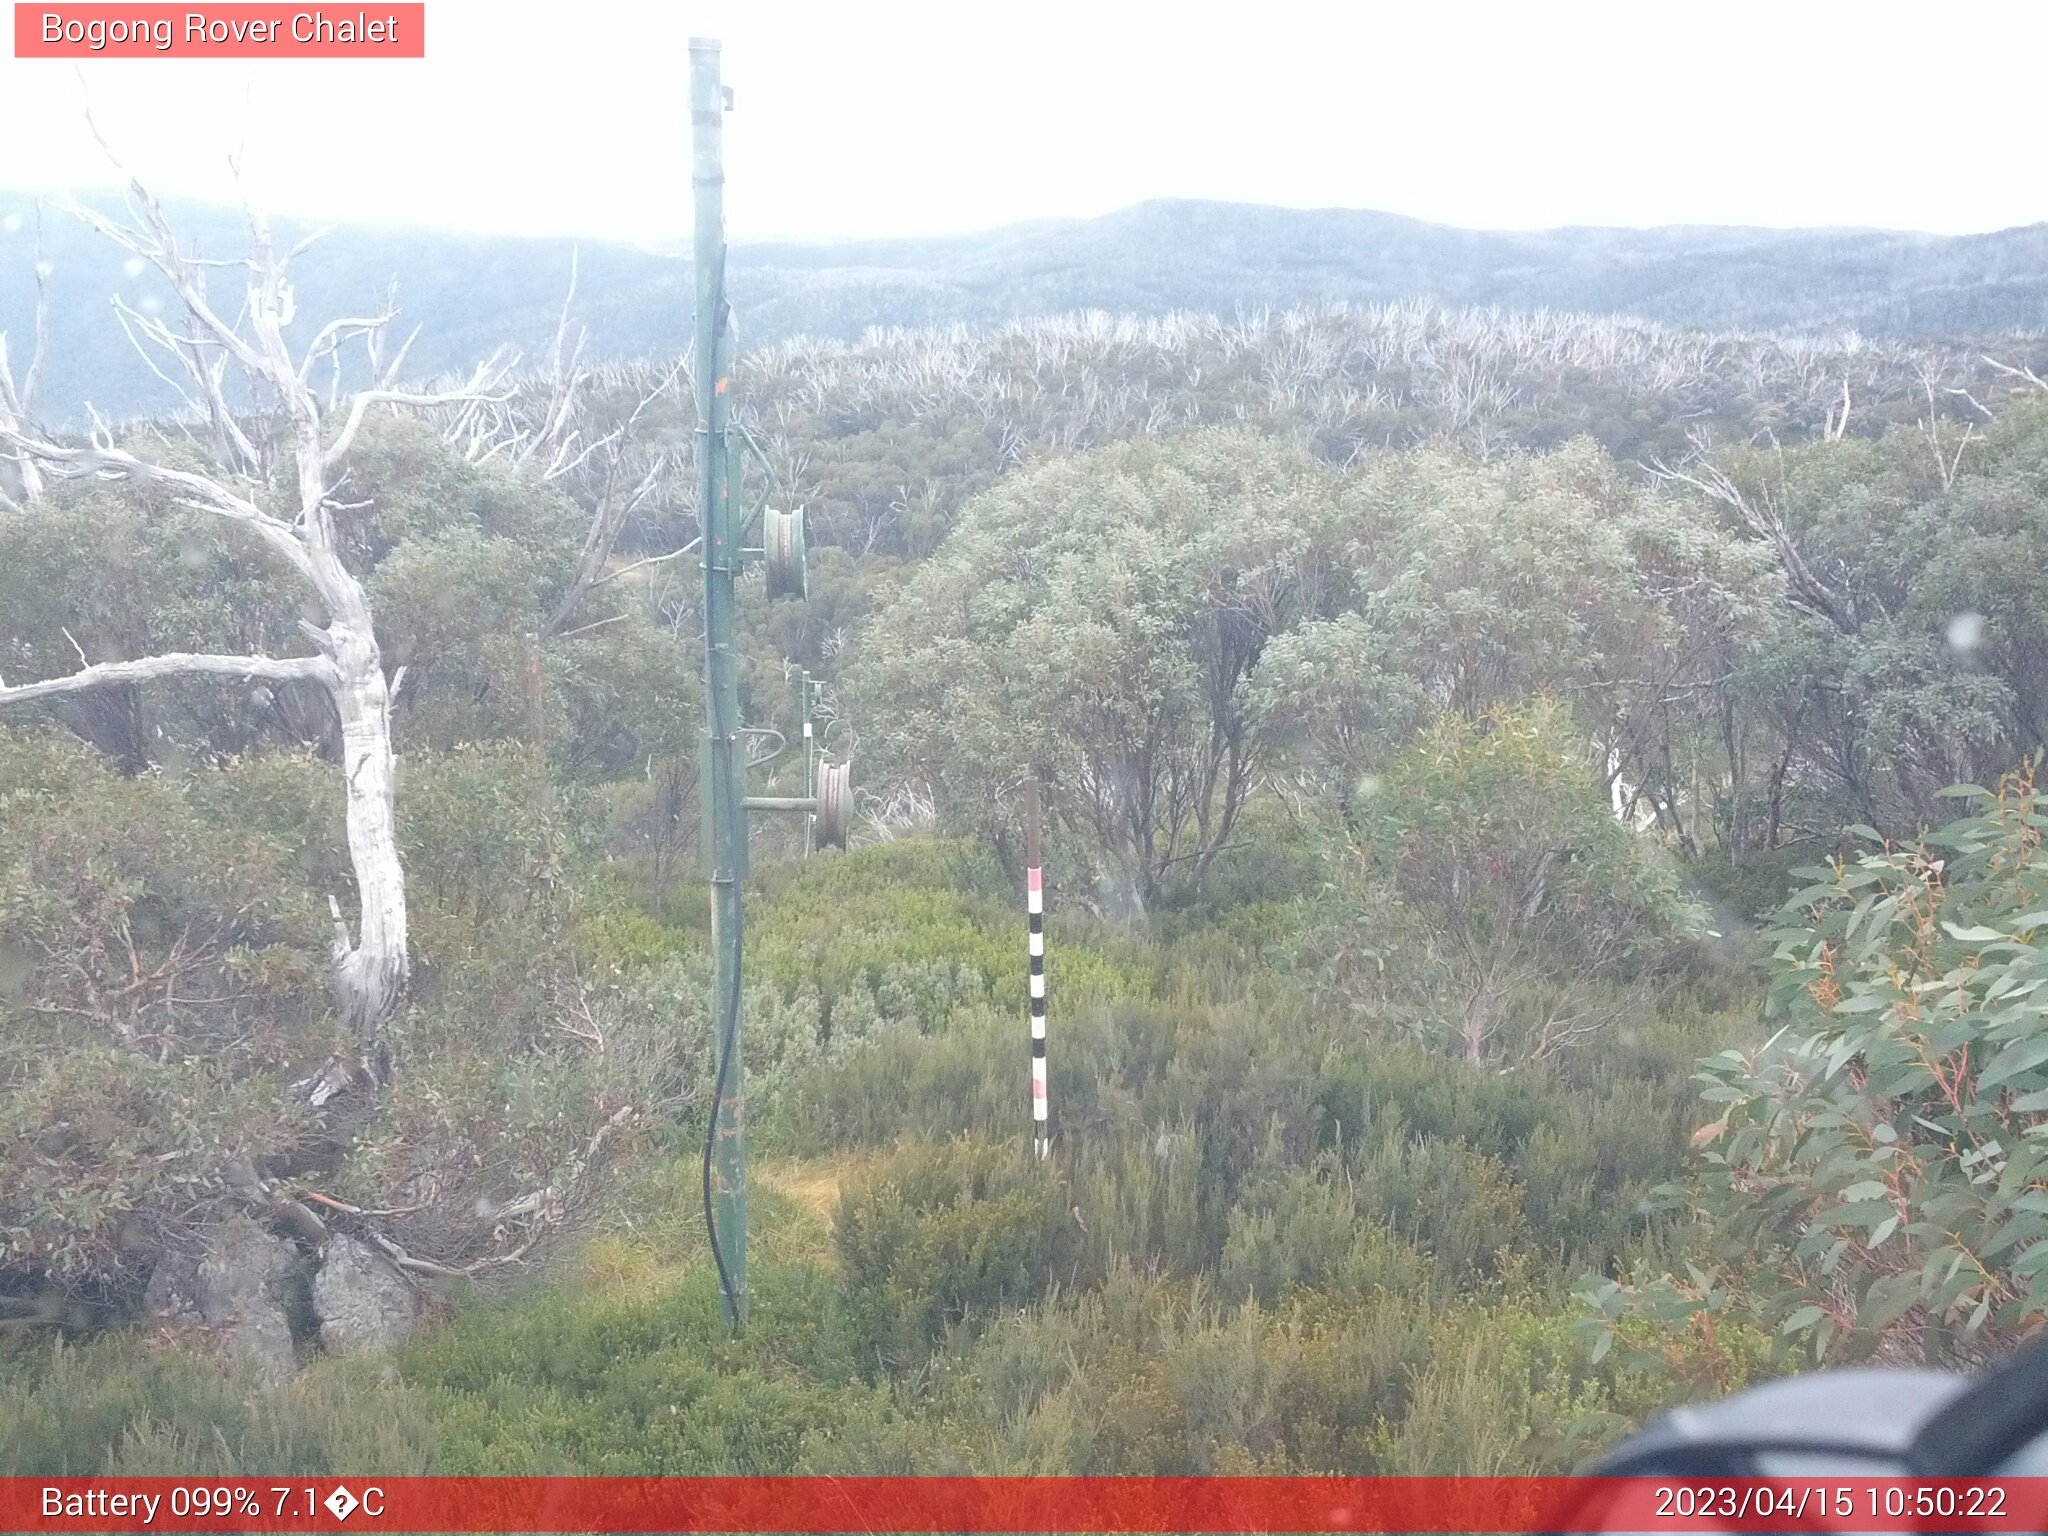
top-left (5, 193), bottom-right (2046, 421)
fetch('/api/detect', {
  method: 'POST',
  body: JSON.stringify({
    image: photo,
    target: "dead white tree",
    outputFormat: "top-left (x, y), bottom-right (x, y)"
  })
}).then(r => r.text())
top-left (0, 205), bottom-right (51, 508)
top-left (536, 366), bottom-right (683, 644)
top-left (0, 178), bottom-right (509, 1078)
top-left (416, 257), bottom-right (690, 653)
top-left (1916, 368), bottom-right (1976, 492)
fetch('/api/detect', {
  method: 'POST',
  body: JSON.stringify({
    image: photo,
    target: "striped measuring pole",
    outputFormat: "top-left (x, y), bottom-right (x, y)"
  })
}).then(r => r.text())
top-left (1026, 778), bottom-right (1049, 1159)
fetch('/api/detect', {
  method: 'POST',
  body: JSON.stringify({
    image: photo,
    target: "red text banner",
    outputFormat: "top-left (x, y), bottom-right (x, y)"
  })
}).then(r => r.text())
top-left (14, 5), bottom-right (425, 58)
top-left (6, 1477), bottom-right (2048, 1532)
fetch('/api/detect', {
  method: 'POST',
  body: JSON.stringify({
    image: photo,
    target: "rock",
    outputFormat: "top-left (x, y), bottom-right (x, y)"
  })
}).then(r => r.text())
top-left (195, 1221), bottom-right (300, 1383)
top-left (147, 1218), bottom-right (300, 1383)
top-left (312, 1234), bottom-right (417, 1352)
top-left (143, 1249), bottom-right (204, 1324)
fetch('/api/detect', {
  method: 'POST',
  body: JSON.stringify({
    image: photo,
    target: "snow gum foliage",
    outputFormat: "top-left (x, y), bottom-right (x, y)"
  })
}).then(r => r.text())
top-left (1584, 768), bottom-right (2048, 1368)
top-left (1293, 703), bottom-right (1697, 1066)
top-left (853, 428), bottom-right (1346, 906)
top-left (0, 728), bottom-right (328, 1290)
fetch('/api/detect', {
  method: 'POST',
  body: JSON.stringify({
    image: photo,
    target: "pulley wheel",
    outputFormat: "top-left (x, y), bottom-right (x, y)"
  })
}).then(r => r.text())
top-left (764, 506), bottom-right (808, 599)
top-left (813, 758), bottom-right (851, 849)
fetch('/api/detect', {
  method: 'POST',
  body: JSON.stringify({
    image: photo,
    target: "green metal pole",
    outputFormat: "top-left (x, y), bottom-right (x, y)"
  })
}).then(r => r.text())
top-left (691, 35), bottom-right (746, 1328)
top-left (803, 671), bottom-right (816, 858)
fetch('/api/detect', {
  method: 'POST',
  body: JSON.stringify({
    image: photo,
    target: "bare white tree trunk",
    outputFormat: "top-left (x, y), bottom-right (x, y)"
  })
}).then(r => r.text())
top-left (0, 177), bottom-right (507, 1071)
top-left (0, 206), bottom-right (50, 508)
top-left (325, 593), bottom-right (408, 1045)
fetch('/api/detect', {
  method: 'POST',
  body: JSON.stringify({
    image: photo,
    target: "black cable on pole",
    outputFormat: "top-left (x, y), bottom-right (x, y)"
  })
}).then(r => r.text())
top-left (701, 893), bottom-right (742, 1320)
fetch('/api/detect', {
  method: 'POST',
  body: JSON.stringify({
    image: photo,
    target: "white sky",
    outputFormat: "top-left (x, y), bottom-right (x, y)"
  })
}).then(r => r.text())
top-left (1, 0), bottom-right (2043, 246)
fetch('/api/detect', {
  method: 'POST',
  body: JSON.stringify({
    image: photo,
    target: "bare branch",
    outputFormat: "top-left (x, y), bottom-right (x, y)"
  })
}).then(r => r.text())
top-left (552, 613), bottom-right (632, 642)
top-left (531, 356), bottom-right (686, 637)
top-left (107, 299), bottom-right (207, 420)
top-left (539, 424), bottom-right (615, 483)
top-left (62, 193), bottom-right (280, 387)
top-left (1947, 386), bottom-right (1997, 422)
top-left (588, 535), bottom-right (700, 592)
top-left (548, 246), bottom-right (579, 376)
top-left (282, 226), bottom-right (332, 265)
top-left (322, 350), bottom-right (514, 471)
top-left (1919, 369), bottom-right (1976, 491)
top-left (1824, 377), bottom-right (1850, 442)
top-left (1983, 354), bottom-right (2048, 394)
top-left (0, 651), bottom-right (332, 705)
top-left (367, 314), bottom-right (418, 389)
top-left (543, 452), bottom-right (668, 639)
top-left (509, 251), bottom-right (588, 472)
top-left (1647, 448), bottom-right (1854, 632)
top-left (0, 426), bottom-right (315, 579)
top-left (297, 309), bottom-right (398, 385)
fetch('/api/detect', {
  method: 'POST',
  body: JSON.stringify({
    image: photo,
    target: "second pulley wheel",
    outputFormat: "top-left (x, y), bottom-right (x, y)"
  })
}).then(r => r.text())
top-left (813, 758), bottom-right (851, 849)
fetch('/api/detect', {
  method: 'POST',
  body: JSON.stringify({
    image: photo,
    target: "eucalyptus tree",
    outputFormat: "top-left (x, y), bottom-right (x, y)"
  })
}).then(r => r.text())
top-left (1653, 395), bottom-right (2048, 840)
top-left (854, 428), bottom-right (1345, 907)
top-left (1253, 438), bottom-right (1778, 846)
top-left (1341, 702), bottom-right (1695, 1066)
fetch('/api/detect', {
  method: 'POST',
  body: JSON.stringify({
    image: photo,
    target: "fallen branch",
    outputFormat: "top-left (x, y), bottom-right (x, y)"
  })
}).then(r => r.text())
top-left (298, 1190), bottom-right (436, 1220)
top-left (353, 1105), bottom-right (637, 1279)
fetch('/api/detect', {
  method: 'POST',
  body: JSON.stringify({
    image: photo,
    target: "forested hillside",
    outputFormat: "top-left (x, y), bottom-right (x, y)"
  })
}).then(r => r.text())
top-left (8, 188), bottom-right (2048, 422)
top-left (3, 194), bottom-right (2047, 1475)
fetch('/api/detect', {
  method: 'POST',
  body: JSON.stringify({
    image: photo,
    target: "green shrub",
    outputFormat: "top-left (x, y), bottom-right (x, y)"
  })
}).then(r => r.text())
top-left (1584, 767), bottom-right (2048, 1367)
top-left (0, 729), bottom-right (329, 1293)
top-left (1335, 702), bottom-right (1698, 1065)
top-left (837, 1137), bottom-right (1070, 1367)
top-left (0, 1334), bottom-right (434, 1475)
top-left (1219, 1151), bottom-right (1438, 1306)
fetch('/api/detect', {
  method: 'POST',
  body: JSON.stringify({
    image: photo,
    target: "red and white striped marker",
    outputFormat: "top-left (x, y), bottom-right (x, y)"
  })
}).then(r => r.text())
top-left (1026, 778), bottom-right (1048, 1159)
